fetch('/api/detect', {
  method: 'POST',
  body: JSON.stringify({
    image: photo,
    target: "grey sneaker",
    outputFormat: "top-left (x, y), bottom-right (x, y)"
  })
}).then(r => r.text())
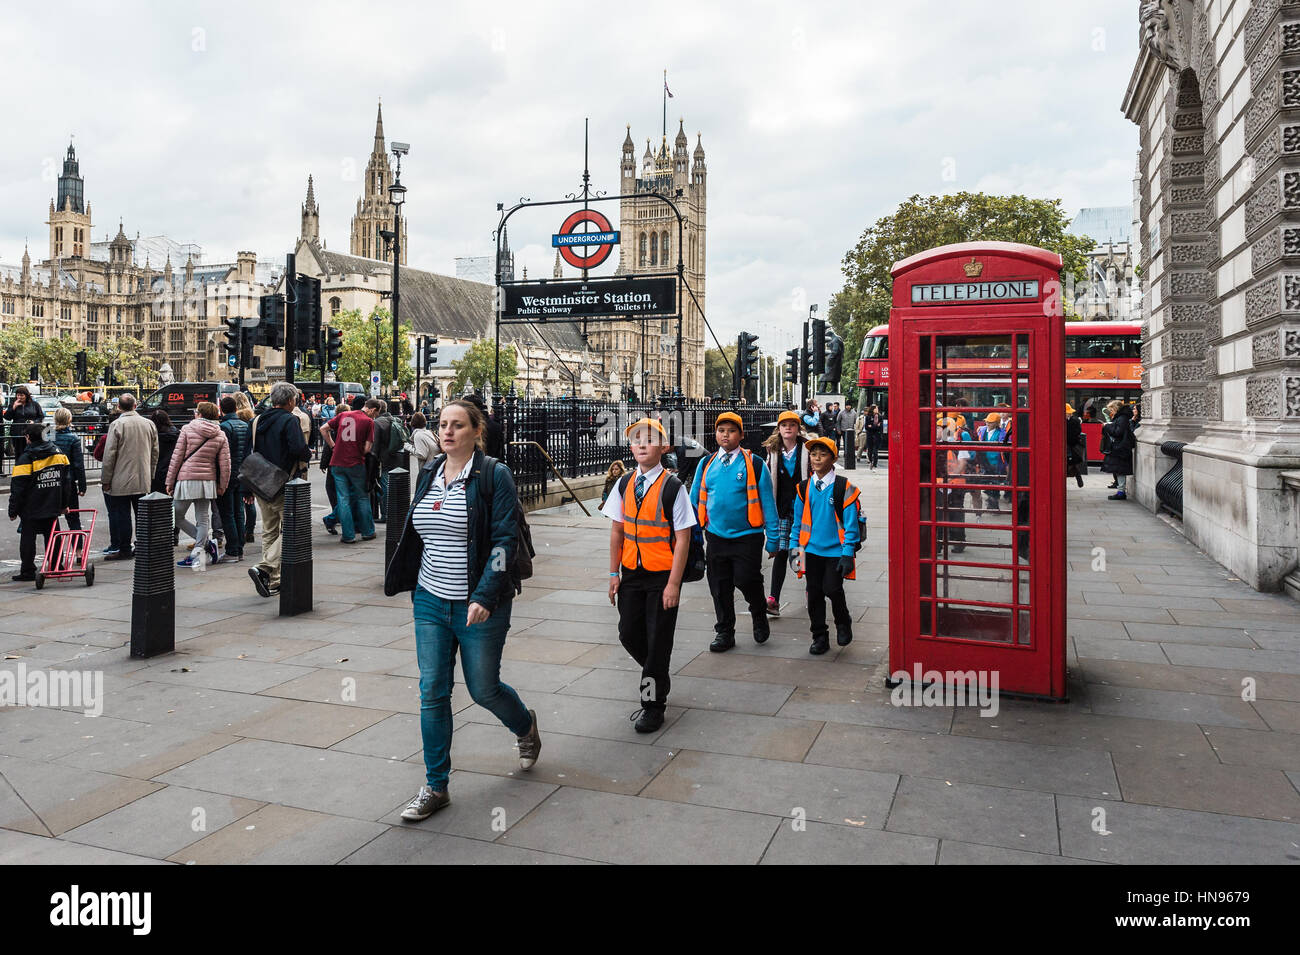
top-left (400, 785), bottom-right (449, 821)
top-left (517, 709), bottom-right (541, 771)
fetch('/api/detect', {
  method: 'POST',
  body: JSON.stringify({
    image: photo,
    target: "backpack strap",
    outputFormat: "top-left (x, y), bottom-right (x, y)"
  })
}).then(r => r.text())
top-left (618, 472), bottom-right (633, 497)
top-left (661, 473), bottom-right (683, 548)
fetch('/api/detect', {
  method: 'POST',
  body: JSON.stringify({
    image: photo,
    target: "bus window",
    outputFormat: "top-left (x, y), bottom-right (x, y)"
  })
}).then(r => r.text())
top-left (1066, 336), bottom-right (1141, 360)
top-left (860, 335), bottom-right (888, 360)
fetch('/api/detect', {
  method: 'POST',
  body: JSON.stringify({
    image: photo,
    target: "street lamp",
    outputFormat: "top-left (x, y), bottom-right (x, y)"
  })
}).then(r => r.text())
top-left (372, 309), bottom-right (382, 376)
top-left (388, 144), bottom-right (408, 395)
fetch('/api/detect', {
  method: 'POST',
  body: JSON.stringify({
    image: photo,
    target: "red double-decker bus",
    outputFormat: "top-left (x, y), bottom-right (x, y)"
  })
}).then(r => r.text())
top-left (857, 321), bottom-right (1141, 461)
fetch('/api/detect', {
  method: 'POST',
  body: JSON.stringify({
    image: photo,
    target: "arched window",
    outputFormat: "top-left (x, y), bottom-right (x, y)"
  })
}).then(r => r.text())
top-left (330, 296), bottom-right (341, 317)
top-left (661, 232), bottom-right (670, 265)
top-left (639, 233), bottom-right (647, 268)
top-left (650, 233), bottom-right (658, 266)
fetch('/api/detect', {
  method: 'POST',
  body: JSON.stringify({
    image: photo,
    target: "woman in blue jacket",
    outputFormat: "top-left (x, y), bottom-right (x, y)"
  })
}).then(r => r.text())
top-left (384, 399), bottom-right (540, 822)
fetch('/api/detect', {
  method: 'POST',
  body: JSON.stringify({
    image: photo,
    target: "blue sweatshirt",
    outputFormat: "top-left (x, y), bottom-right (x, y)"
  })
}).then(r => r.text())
top-left (786, 472), bottom-right (860, 558)
top-left (690, 448), bottom-right (780, 547)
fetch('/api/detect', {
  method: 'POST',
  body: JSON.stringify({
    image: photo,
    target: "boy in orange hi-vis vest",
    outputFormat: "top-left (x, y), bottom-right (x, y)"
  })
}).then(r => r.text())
top-left (603, 418), bottom-right (696, 734)
top-left (786, 436), bottom-right (861, 655)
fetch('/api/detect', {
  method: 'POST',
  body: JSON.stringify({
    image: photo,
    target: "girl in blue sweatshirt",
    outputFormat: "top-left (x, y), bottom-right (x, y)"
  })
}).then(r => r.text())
top-left (786, 436), bottom-right (861, 655)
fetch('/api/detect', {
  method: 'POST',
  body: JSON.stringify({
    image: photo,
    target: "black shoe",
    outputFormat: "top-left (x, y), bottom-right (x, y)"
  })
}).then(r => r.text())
top-left (245, 531), bottom-right (255, 544)
top-left (1107, 482), bottom-right (1117, 489)
top-left (322, 517), bottom-right (338, 535)
top-left (836, 626), bottom-right (853, 647)
top-left (709, 633), bottom-right (736, 653)
top-left (103, 550), bottom-right (134, 561)
top-left (248, 566), bottom-right (271, 598)
top-left (753, 627), bottom-right (770, 645)
top-left (1108, 492), bottom-right (1127, 501)
top-left (809, 634), bottom-right (830, 655)
top-left (374, 517), bottom-right (387, 525)
top-left (361, 533), bottom-right (377, 541)
top-left (630, 707), bottom-right (665, 734)
top-left (11, 573), bottom-right (36, 582)
top-left (340, 537), bottom-right (358, 544)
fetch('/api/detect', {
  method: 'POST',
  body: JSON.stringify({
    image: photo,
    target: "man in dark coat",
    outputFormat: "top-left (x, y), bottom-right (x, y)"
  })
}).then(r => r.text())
top-left (1101, 404), bottom-right (1135, 501)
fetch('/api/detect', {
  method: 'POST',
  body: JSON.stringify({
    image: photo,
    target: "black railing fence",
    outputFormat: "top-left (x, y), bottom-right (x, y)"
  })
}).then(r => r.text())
top-left (493, 395), bottom-right (792, 504)
top-left (1, 424), bottom-right (106, 481)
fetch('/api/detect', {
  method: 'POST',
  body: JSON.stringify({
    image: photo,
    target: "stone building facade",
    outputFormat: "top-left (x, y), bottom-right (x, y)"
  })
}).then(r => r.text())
top-left (1123, 0), bottom-right (1300, 594)
top-left (0, 141), bottom-right (276, 386)
top-left (578, 121), bottom-right (707, 399)
top-left (349, 103), bottom-right (406, 265)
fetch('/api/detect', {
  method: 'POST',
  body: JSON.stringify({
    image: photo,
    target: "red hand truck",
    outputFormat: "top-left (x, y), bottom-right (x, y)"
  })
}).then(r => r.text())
top-left (35, 508), bottom-right (96, 589)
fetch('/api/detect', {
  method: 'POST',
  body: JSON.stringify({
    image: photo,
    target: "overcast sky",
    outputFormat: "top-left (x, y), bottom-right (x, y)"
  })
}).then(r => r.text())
top-left (1, 0), bottom-right (1139, 349)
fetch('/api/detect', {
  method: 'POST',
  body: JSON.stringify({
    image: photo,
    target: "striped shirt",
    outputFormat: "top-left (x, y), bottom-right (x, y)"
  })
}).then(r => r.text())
top-left (413, 458), bottom-right (473, 599)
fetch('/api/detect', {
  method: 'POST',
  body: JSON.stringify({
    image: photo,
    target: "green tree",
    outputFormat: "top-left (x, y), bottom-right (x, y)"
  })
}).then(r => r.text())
top-left (36, 335), bottom-right (81, 389)
top-left (0, 319), bottom-right (41, 383)
top-left (328, 307), bottom-right (414, 392)
top-left (704, 344), bottom-right (736, 398)
top-left (452, 338), bottom-right (516, 395)
top-left (100, 336), bottom-right (158, 391)
top-left (829, 192), bottom-right (1095, 388)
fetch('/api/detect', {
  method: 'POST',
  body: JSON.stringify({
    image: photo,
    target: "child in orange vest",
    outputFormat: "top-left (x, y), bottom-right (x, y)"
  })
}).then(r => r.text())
top-left (786, 436), bottom-right (861, 655)
top-left (689, 412), bottom-right (780, 652)
top-left (604, 418), bottom-right (696, 733)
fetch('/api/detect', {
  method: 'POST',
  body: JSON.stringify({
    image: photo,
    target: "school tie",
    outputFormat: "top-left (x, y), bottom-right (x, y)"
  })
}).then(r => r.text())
top-left (635, 474), bottom-right (647, 506)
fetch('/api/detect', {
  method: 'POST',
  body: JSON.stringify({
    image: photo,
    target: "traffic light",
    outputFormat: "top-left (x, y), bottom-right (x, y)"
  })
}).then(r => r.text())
top-left (812, 318), bottom-right (827, 375)
top-left (784, 348), bottom-right (799, 384)
top-left (258, 294), bottom-right (284, 349)
top-left (421, 335), bottom-right (438, 375)
top-left (75, 350), bottom-right (88, 383)
top-left (223, 316), bottom-right (242, 365)
top-left (325, 327), bottom-right (344, 372)
top-left (29, 365), bottom-right (39, 382)
top-left (293, 275), bottom-right (322, 352)
top-left (739, 332), bottom-right (759, 382)
top-left (800, 346), bottom-right (810, 388)
top-left (103, 366), bottom-right (116, 387)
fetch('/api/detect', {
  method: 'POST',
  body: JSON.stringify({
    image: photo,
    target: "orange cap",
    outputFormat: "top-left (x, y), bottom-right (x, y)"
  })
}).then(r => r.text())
top-left (806, 436), bottom-right (838, 457)
top-left (777, 410), bottom-right (802, 426)
top-left (624, 417), bottom-right (669, 443)
top-left (715, 411), bottom-right (744, 434)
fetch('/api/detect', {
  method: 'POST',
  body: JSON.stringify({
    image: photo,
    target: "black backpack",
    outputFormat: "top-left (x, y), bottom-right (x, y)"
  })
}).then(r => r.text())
top-left (479, 455), bottom-right (534, 592)
top-left (618, 471), bottom-right (706, 582)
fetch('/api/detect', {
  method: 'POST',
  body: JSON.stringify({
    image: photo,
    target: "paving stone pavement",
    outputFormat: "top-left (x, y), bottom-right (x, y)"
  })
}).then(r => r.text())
top-left (1, 466), bottom-right (1298, 865)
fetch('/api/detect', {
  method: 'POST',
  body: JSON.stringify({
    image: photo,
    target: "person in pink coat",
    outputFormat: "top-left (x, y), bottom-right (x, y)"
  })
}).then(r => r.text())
top-left (166, 401), bottom-right (231, 569)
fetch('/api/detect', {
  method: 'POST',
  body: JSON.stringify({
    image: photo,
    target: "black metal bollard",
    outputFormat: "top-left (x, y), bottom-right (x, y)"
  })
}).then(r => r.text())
top-left (279, 478), bottom-right (313, 617)
top-left (385, 468), bottom-right (410, 568)
top-left (131, 492), bottom-right (175, 658)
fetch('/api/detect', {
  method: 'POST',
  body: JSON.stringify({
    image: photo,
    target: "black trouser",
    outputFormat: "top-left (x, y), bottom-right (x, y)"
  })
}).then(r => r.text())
top-left (616, 568), bottom-right (678, 711)
top-left (843, 431), bottom-right (856, 469)
top-left (866, 432), bottom-right (882, 467)
top-left (804, 553), bottom-right (852, 638)
top-left (940, 485), bottom-right (966, 544)
top-left (325, 467), bottom-right (338, 510)
top-left (19, 517), bottom-right (57, 575)
top-left (705, 531), bottom-right (768, 637)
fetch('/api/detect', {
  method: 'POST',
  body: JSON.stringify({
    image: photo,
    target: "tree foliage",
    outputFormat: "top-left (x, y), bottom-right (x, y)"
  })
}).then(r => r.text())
top-left (328, 307), bottom-right (414, 392)
top-left (828, 192), bottom-right (1095, 394)
top-left (452, 338), bottom-right (516, 395)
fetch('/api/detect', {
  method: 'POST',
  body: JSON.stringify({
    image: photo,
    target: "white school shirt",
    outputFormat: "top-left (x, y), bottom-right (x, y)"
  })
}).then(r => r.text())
top-left (600, 462), bottom-right (698, 530)
top-left (412, 457), bottom-right (474, 599)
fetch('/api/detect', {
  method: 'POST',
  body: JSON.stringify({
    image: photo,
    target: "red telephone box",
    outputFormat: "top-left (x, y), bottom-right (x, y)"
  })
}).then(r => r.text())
top-left (887, 242), bottom-right (1067, 699)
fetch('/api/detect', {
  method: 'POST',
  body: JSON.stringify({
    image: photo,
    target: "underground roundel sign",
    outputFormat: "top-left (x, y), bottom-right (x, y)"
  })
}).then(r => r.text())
top-left (552, 209), bottom-right (619, 270)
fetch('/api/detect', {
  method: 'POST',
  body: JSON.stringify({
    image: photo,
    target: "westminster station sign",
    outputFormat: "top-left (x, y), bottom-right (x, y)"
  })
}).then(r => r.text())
top-left (503, 276), bottom-right (676, 320)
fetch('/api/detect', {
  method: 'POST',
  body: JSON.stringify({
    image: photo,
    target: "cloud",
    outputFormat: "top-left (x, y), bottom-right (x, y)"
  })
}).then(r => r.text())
top-left (2, 0), bottom-right (1140, 348)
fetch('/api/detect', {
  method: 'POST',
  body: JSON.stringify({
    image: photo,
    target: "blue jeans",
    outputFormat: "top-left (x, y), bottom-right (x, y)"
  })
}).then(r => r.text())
top-left (331, 464), bottom-right (373, 541)
top-left (216, 482), bottom-right (246, 556)
top-left (412, 586), bottom-right (529, 791)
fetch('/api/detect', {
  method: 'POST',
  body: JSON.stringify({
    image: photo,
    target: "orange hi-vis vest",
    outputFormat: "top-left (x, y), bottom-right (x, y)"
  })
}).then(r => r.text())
top-left (697, 449), bottom-right (762, 530)
top-left (795, 476), bottom-right (860, 580)
top-left (622, 470), bottom-right (675, 572)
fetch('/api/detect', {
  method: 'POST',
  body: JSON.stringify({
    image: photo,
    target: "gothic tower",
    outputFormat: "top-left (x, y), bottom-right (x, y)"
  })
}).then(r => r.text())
top-left (47, 140), bottom-right (92, 260)
top-left (301, 175), bottom-right (320, 244)
top-left (350, 102), bottom-right (407, 264)
top-left (607, 118), bottom-right (707, 398)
